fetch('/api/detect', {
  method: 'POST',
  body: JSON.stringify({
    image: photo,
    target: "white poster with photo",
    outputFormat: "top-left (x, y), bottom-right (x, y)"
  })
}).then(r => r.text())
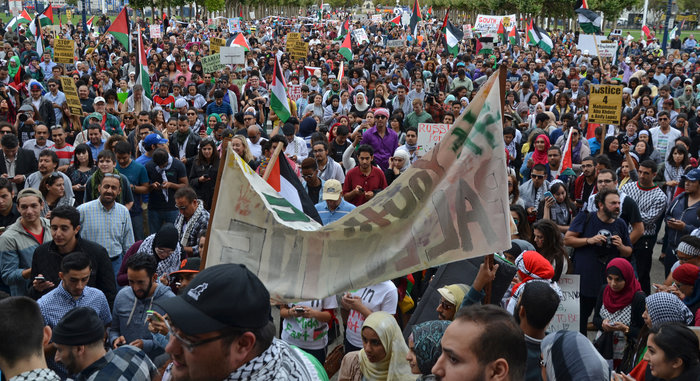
top-left (228, 18), bottom-right (241, 33)
top-left (474, 14), bottom-right (516, 34)
top-left (353, 28), bottom-right (370, 44)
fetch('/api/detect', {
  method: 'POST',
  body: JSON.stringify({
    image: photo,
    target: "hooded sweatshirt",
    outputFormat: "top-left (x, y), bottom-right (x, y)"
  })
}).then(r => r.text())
top-left (0, 217), bottom-right (52, 296)
top-left (109, 283), bottom-right (174, 359)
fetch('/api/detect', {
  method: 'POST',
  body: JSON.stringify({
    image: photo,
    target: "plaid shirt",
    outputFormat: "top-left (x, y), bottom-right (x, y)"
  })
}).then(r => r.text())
top-left (10, 369), bottom-right (60, 381)
top-left (38, 283), bottom-right (112, 328)
top-left (174, 208), bottom-right (209, 257)
top-left (71, 345), bottom-right (157, 381)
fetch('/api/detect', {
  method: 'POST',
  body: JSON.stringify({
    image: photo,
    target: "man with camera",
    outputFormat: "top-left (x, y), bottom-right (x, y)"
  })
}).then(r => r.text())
top-left (565, 188), bottom-right (632, 335)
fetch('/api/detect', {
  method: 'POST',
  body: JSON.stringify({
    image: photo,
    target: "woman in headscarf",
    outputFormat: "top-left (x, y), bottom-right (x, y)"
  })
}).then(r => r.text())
top-left (677, 85), bottom-right (697, 114)
top-left (8, 56), bottom-right (23, 85)
top-left (338, 311), bottom-right (415, 381)
top-left (520, 134), bottom-right (550, 179)
top-left (351, 91), bottom-right (370, 118)
top-left (205, 113), bottom-right (221, 136)
top-left (406, 321), bottom-right (450, 380)
top-left (541, 330), bottom-right (611, 381)
top-left (671, 263), bottom-right (700, 321)
top-left (602, 136), bottom-right (624, 170)
top-left (624, 292), bottom-right (694, 378)
top-left (592, 258), bottom-right (646, 368)
top-left (385, 149), bottom-right (410, 186)
top-left (506, 250), bottom-right (561, 314)
top-left (323, 94), bottom-right (344, 127)
top-left (636, 130), bottom-right (663, 164)
top-left (116, 224), bottom-right (184, 287)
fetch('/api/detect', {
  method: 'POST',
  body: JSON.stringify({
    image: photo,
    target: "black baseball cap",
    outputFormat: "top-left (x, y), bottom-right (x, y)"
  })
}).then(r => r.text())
top-left (156, 264), bottom-right (270, 335)
top-left (170, 257), bottom-right (201, 276)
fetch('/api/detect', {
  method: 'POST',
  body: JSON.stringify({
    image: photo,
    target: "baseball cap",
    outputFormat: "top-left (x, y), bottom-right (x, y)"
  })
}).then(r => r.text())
top-left (437, 284), bottom-right (470, 307)
top-left (17, 187), bottom-right (44, 202)
top-left (683, 168), bottom-right (700, 182)
top-left (171, 257), bottom-right (202, 276)
top-left (18, 104), bottom-right (34, 113)
top-left (86, 112), bottom-right (103, 121)
top-left (30, 83), bottom-right (41, 91)
top-left (143, 133), bottom-right (168, 146)
top-left (156, 264), bottom-right (271, 335)
top-left (93, 96), bottom-right (106, 104)
top-left (174, 98), bottom-right (188, 108)
top-left (322, 179), bottom-right (342, 201)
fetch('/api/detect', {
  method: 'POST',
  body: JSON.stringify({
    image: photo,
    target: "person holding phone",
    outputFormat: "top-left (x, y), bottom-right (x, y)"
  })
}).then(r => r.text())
top-left (279, 296), bottom-right (338, 364)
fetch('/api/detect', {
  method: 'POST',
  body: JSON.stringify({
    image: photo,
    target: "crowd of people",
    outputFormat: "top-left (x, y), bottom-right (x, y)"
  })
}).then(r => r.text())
top-left (0, 5), bottom-right (697, 381)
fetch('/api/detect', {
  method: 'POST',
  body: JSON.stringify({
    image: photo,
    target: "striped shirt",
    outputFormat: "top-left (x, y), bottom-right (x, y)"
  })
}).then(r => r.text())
top-left (314, 200), bottom-right (356, 225)
top-left (50, 143), bottom-right (75, 167)
top-left (77, 200), bottom-right (135, 259)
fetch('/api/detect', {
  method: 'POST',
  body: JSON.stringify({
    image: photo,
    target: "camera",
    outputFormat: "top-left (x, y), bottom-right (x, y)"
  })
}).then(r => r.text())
top-left (18, 113), bottom-right (27, 123)
top-left (598, 229), bottom-right (613, 247)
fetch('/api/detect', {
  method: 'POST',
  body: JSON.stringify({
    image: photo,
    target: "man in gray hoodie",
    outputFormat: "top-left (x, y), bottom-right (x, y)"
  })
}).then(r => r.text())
top-left (109, 253), bottom-right (175, 360)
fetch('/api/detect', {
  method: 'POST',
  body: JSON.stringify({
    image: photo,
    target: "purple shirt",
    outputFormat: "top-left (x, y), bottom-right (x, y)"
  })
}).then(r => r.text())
top-left (362, 126), bottom-right (398, 171)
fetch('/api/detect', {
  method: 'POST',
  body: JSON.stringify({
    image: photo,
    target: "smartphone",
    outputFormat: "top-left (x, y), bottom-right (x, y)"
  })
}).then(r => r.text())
top-left (295, 307), bottom-right (305, 313)
top-left (146, 309), bottom-right (156, 320)
top-left (544, 191), bottom-right (553, 199)
top-left (34, 276), bottom-right (45, 282)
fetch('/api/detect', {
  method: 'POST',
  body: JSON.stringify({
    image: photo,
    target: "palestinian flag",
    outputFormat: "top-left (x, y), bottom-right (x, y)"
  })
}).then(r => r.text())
top-left (525, 19), bottom-right (533, 45)
top-left (304, 66), bottom-right (321, 78)
top-left (86, 15), bottom-right (95, 32)
top-left (443, 20), bottom-right (463, 56)
top-left (136, 28), bottom-right (151, 98)
top-left (409, 0), bottom-right (421, 36)
top-left (338, 61), bottom-right (344, 82)
top-left (231, 33), bottom-right (250, 51)
top-left (669, 25), bottom-right (678, 38)
top-left (508, 25), bottom-right (520, 46)
top-left (265, 149), bottom-right (322, 223)
top-left (558, 128), bottom-right (576, 178)
top-left (105, 7), bottom-right (130, 51)
top-left (527, 23), bottom-right (553, 54)
top-left (6, 10), bottom-right (32, 32)
top-left (575, 0), bottom-right (601, 34)
top-left (29, 16), bottom-right (44, 56)
top-left (390, 14), bottom-right (401, 25)
top-left (476, 36), bottom-right (494, 55)
top-left (336, 18), bottom-right (349, 40)
top-left (38, 4), bottom-right (54, 26)
top-left (497, 19), bottom-right (507, 44)
top-left (424, 6), bottom-right (432, 20)
top-left (270, 59), bottom-right (291, 123)
top-left (339, 31), bottom-right (353, 62)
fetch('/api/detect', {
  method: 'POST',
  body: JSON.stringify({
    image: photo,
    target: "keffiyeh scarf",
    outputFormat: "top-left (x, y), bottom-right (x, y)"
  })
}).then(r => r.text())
top-left (155, 155), bottom-right (174, 201)
top-left (137, 233), bottom-right (182, 278)
top-left (175, 200), bottom-right (204, 249)
top-left (223, 338), bottom-right (317, 380)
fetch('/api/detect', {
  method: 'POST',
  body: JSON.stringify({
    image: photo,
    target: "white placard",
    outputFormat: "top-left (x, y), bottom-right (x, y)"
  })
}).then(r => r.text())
top-left (149, 25), bottom-right (161, 39)
top-left (474, 14), bottom-right (516, 34)
top-left (417, 123), bottom-right (451, 157)
top-left (548, 275), bottom-right (580, 332)
top-left (372, 14), bottom-right (382, 23)
top-left (219, 46), bottom-right (246, 65)
top-left (577, 34), bottom-right (607, 55)
top-left (353, 28), bottom-right (369, 44)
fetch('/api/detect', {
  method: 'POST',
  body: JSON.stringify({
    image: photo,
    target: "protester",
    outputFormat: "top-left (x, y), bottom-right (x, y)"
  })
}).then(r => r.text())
top-left (541, 330), bottom-right (611, 381)
top-left (406, 320), bottom-right (451, 380)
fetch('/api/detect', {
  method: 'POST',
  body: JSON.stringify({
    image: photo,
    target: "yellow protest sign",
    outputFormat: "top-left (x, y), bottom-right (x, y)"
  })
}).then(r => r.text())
top-left (288, 41), bottom-right (308, 61)
top-left (286, 32), bottom-right (301, 45)
top-left (588, 85), bottom-right (623, 125)
top-left (211, 37), bottom-right (226, 54)
top-left (60, 76), bottom-right (82, 116)
top-left (66, 10), bottom-right (72, 21)
top-left (54, 39), bottom-right (75, 64)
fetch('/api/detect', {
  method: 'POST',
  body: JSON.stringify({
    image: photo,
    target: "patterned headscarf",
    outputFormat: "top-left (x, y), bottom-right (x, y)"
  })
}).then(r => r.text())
top-left (645, 292), bottom-right (694, 327)
top-left (411, 320), bottom-right (450, 375)
top-left (359, 312), bottom-right (415, 381)
top-left (541, 331), bottom-right (611, 381)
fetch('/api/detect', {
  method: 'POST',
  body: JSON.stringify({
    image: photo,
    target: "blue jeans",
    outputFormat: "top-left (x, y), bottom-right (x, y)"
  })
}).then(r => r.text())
top-left (131, 213), bottom-right (145, 241)
top-left (111, 255), bottom-right (122, 279)
top-left (148, 209), bottom-right (179, 235)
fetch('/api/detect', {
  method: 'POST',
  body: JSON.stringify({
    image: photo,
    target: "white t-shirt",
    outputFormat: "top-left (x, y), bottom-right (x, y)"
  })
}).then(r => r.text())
top-left (649, 126), bottom-right (682, 160)
top-left (281, 296), bottom-right (338, 350)
top-left (345, 281), bottom-right (398, 348)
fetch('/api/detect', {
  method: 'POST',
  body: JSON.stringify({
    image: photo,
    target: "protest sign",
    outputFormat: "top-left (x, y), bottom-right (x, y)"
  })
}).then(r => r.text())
top-left (597, 42), bottom-right (618, 59)
top-left (53, 39), bottom-right (75, 64)
top-left (353, 28), bottom-right (369, 44)
top-left (202, 54), bottom-right (225, 73)
top-left (589, 85), bottom-right (623, 124)
top-left (204, 72), bottom-right (510, 301)
top-left (249, 11), bottom-right (255, 19)
top-left (232, 79), bottom-right (247, 90)
top-left (474, 14), bottom-right (516, 34)
top-left (60, 76), bottom-right (82, 116)
top-left (577, 34), bottom-right (607, 55)
top-left (210, 37), bottom-right (226, 54)
top-left (386, 39), bottom-right (403, 49)
top-left (417, 123), bottom-right (451, 157)
top-left (288, 84), bottom-right (302, 101)
top-left (228, 18), bottom-right (241, 33)
top-left (288, 41), bottom-right (308, 60)
top-left (463, 24), bottom-right (473, 39)
top-left (150, 25), bottom-right (161, 39)
top-left (372, 14), bottom-right (382, 23)
top-left (44, 24), bottom-right (61, 36)
top-left (286, 32), bottom-right (301, 46)
top-left (65, 10), bottom-right (72, 21)
top-left (220, 46), bottom-right (245, 65)
top-left (548, 275), bottom-right (580, 332)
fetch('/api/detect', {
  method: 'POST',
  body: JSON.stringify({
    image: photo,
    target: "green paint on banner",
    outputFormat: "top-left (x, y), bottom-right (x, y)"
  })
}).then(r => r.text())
top-left (263, 193), bottom-right (311, 223)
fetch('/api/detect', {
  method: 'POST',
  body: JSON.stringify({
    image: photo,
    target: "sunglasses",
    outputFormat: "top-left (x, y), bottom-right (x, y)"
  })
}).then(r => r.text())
top-left (375, 115), bottom-right (387, 119)
top-left (531, 174), bottom-right (545, 179)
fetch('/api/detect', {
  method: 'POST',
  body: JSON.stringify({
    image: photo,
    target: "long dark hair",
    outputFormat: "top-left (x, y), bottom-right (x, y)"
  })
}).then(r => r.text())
top-left (510, 205), bottom-right (532, 242)
top-left (649, 324), bottom-right (700, 373)
top-left (667, 145), bottom-right (690, 168)
top-left (195, 139), bottom-right (220, 167)
top-left (532, 219), bottom-right (568, 281)
top-left (72, 143), bottom-right (94, 169)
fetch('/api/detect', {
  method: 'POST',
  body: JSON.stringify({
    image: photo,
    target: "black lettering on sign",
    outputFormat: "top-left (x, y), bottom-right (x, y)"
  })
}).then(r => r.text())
top-left (456, 178), bottom-right (498, 250)
top-left (360, 288), bottom-right (375, 304)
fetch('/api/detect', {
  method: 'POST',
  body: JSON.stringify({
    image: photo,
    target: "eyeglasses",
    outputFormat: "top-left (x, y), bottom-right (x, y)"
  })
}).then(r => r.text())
top-left (0, 129), bottom-right (12, 134)
top-left (175, 204), bottom-right (189, 210)
top-left (439, 299), bottom-right (454, 310)
top-left (169, 325), bottom-right (238, 353)
top-left (531, 174), bottom-right (545, 179)
top-left (187, 113), bottom-right (196, 116)
top-left (244, 117), bottom-right (255, 121)
top-left (659, 117), bottom-right (669, 121)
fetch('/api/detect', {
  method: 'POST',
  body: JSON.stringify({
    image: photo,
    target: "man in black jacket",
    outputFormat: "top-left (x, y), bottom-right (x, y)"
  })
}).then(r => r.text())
top-left (21, 83), bottom-right (56, 127)
top-left (168, 115), bottom-right (201, 173)
top-left (0, 133), bottom-right (37, 193)
top-left (29, 205), bottom-right (116, 308)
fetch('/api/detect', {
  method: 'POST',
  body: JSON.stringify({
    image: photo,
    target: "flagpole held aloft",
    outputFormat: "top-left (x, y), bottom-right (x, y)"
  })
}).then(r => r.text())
top-left (263, 143), bottom-right (284, 182)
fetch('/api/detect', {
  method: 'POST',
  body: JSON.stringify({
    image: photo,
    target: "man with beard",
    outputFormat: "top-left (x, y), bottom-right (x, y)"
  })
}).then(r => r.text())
top-left (431, 305), bottom-right (527, 381)
top-left (342, 145), bottom-right (387, 206)
top-left (52, 307), bottom-right (156, 381)
top-left (620, 160), bottom-right (667, 294)
top-left (109, 254), bottom-right (174, 360)
top-left (564, 188), bottom-right (632, 334)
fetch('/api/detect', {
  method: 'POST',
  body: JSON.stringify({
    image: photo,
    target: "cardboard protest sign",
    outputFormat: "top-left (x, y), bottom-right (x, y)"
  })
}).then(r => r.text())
top-left (288, 41), bottom-right (308, 60)
top-left (589, 85), bottom-right (623, 124)
top-left (220, 46), bottom-right (245, 65)
top-left (60, 76), bottom-right (82, 116)
top-left (149, 25), bottom-right (161, 39)
top-left (548, 275), bottom-right (580, 332)
top-left (210, 37), bottom-right (226, 54)
top-left (53, 39), bottom-right (75, 64)
top-left (417, 123), bottom-right (451, 157)
top-left (288, 84), bottom-right (302, 101)
top-left (386, 39), bottom-right (403, 49)
top-left (202, 54), bottom-right (225, 73)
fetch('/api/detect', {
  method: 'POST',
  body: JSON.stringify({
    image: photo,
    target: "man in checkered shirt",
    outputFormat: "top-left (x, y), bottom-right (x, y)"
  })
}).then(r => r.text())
top-left (620, 159), bottom-right (667, 294)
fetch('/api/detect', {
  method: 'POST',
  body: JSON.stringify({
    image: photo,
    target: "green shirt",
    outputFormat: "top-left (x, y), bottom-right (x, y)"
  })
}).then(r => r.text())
top-left (403, 111), bottom-right (433, 129)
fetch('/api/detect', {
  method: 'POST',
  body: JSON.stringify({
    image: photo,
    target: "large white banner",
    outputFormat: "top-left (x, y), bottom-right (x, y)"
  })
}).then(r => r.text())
top-left (204, 73), bottom-right (511, 301)
top-left (474, 14), bottom-right (517, 34)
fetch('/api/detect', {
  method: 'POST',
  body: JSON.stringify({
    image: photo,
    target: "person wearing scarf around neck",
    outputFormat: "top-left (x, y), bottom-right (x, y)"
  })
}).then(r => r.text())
top-left (592, 258), bottom-right (646, 368)
top-left (541, 331), bottom-right (611, 381)
top-left (406, 320), bottom-right (450, 380)
top-left (115, 224), bottom-right (183, 287)
top-left (506, 250), bottom-right (562, 315)
top-left (351, 91), bottom-right (370, 119)
top-left (520, 134), bottom-right (550, 178)
top-left (338, 311), bottom-right (414, 381)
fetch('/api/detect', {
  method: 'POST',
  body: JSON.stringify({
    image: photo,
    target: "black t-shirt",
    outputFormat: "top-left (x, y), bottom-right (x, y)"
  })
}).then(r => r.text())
top-left (307, 183), bottom-right (322, 205)
top-left (329, 140), bottom-right (351, 165)
top-left (582, 181), bottom-right (595, 203)
top-left (0, 204), bottom-right (20, 229)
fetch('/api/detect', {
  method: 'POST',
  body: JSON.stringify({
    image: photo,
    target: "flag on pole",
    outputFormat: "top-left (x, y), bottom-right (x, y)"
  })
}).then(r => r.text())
top-left (390, 14), bottom-right (401, 25)
top-left (575, 0), bottom-right (602, 34)
top-left (86, 15), bottom-right (95, 32)
top-left (230, 33), bottom-right (250, 51)
top-left (525, 19), bottom-right (533, 45)
top-left (6, 10), bottom-right (32, 32)
top-left (558, 128), bottom-right (576, 178)
top-left (339, 31), bottom-right (353, 62)
top-left (527, 23), bottom-right (553, 54)
top-left (105, 7), bottom-right (130, 51)
top-left (508, 25), bottom-right (520, 46)
top-left (476, 36), bottom-right (494, 55)
top-left (338, 61), bottom-right (344, 83)
top-left (443, 20), bottom-right (463, 56)
top-left (642, 25), bottom-right (652, 39)
top-left (669, 25), bottom-right (678, 38)
top-left (409, 0), bottom-right (421, 36)
top-left (135, 28), bottom-right (151, 99)
top-left (29, 16), bottom-right (43, 56)
top-left (425, 6), bottom-right (432, 19)
top-left (497, 19), bottom-right (507, 44)
top-left (270, 59), bottom-right (291, 123)
top-left (263, 149), bottom-right (322, 222)
top-left (336, 18), bottom-right (349, 40)
top-left (38, 4), bottom-right (54, 26)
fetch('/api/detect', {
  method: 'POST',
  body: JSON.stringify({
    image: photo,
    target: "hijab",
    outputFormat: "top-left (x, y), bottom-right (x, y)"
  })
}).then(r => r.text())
top-left (393, 148), bottom-right (410, 172)
top-left (532, 134), bottom-right (551, 166)
top-left (603, 136), bottom-right (623, 169)
top-left (359, 312), bottom-right (415, 381)
top-left (645, 292), bottom-right (694, 327)
top-left (603, 258), bottom-right (642, 313)
top-left (411, 321), bottom-right (450, 376)
top-left (8, 56), bottom-right (20, 80)
top-left (512, 250), bottom-right (555, 295)
top-left (354, 92), bottom-right (369, 112)
top-left (541, 331), bottom-right (611, 381)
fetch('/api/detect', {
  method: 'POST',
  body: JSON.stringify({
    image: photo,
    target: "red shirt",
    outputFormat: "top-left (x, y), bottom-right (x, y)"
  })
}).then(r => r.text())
top-left (23, 225), bottom-right (44, 245)
top-left (342, 166), bottom-right (388, 206)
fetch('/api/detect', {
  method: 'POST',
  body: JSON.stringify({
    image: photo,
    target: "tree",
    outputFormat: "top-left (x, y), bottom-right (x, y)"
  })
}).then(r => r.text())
top-left (588, 0), bottom-right (638, 23)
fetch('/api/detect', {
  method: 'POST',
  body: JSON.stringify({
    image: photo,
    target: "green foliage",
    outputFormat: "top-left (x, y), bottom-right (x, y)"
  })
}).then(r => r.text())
top-left (205, 0), bottom-right (226, 12)
top-left (65, 0), bottom-right (78, 6)
top-left (588, 0), bottom-right (637, 20)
